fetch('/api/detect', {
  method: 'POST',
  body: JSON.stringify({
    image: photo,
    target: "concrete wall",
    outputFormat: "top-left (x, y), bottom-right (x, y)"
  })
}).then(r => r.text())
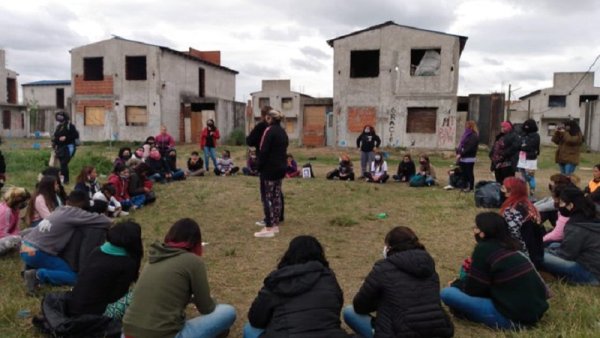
top-left (23, 84), bottom-right (72, 109)
top-left (332, 25), bottom-right (462, 149)
top-left (251, 80), bottom-right (304, 140)
top-left (0, 49), bottom-right (6, 103)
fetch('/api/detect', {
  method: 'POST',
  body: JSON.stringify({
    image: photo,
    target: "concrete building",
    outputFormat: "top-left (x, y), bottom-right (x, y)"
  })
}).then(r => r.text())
top-left (22, 80), bottom-right (71, 135)
top-left (70, 37), bottom-right (244, 143)
top-left (511, 72), bottom-right (600, 145)
top-left (0, 49), bottom-right (26, 137)
top-left (327, 21), bottom-right (467, 149)
top-left (467, 93), bottom-right (505, 147)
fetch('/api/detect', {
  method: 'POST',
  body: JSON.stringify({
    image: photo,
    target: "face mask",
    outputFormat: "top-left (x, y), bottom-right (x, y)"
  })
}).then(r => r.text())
top-left (558, 207), bottom-right (573, 217)
top-left (382, 246), bottom-right (388, 259)
top-left (375, 156), bottom-right (381, 161)
top-left (120, 173), bottom-right (129, 179)
top-left (122, 152), bottom-right (131, 160)
top-left (365, 129), bottom-right (371, 133)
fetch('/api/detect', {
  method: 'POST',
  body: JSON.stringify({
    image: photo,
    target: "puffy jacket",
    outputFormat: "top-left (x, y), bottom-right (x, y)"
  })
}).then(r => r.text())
top-left (353, 249), bottom-right (453, 338)
top-left (356, 132), bottom-right (381, 152)
top-left (555, 214), bottom-right (600, 280)
top-left (519, 120), bottom-right (540, 160)
top-left (258, 123), bottom-right (289, 180)
top-left (107, 174), bottom-right (130, 202)
top-left (489, 131), bottom-right (521, 169)
top-left (248, 261), bottom-right (350, 338)
top-left (552, 131), bottom-right (583, 165)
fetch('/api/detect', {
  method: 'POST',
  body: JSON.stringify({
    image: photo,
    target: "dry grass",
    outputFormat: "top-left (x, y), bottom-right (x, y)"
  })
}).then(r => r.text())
top-left (0, 140), bottom-right (599, 337)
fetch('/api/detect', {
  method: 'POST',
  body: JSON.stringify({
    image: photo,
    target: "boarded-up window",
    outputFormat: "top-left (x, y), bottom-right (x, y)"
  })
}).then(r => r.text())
top-left (347, 107), bottom-right (377, 132)
top-left (84, 107), bottom-right (105, 126)
top-left (282, 98), bottom-right (293, 110)
top-left (2, 111), bottom-right (10, 129)
top-left (411, 49), bottom-right (441, 76)
top-left (84, 57), bottom-right (103, 81)
top-left (125, 56), bottom-right (147, 80)
top-left (548, 95), bottom-right (566, 107)
top-left (6, 78), bottom-right (17, 103)
top-left (125, 106), bottom-right (148, 126)
top-left (56, 88), bottom-right (65, 109)
top-left (259, 98), bottom-right (270, 109)
top-left (406, 107), bottom-right (437, 133)
top-left (350, 50), bottom-right (379, 78)
top-left (285, 119), bottom-right (296, 134)
top-left (198, 68), bottom-right (205, 97)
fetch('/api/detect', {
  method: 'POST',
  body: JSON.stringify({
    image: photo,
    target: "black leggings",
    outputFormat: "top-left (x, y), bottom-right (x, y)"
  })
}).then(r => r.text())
top-left (494, 166), bottom-right (515, 184)
top-left (459, 162), bottom-right (475, 190)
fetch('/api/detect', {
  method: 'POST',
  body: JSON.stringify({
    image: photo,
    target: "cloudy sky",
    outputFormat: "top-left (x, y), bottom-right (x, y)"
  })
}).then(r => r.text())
top-left (1, 0), bottom-right (600, 101)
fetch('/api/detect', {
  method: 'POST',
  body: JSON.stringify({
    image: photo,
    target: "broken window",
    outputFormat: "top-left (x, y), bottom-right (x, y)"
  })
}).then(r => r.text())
top-left (2, 110), bottom-right (10, 129)
top-left (411, 49), bottom-right (441, 76)
top-left (259, 97), bottom-right (270, 109)
top-left (56, 88), bottom-right (65, 109)
top-left (6, 78), bottom-right (17, 103)
top-left (350, 50), bottom-right (380, 78)
top-left (125, 106), bottom-right (148, 126)
top-left (198, 68), bottom-right (205, 97)
top-left (548, 95), bottom-right (566, 107)
top-left (281, 98), bottom-right (293, 110)
top-left (406, 107), bottom-right (437, 133)
top-left (579, 95), bottom-right (598, 105)
top-left (84, 57), bottom-right (103, 81)
top-left (126, 56), bottom-right (147, 80)
top-left (84, 107), bottom-right (105, 126)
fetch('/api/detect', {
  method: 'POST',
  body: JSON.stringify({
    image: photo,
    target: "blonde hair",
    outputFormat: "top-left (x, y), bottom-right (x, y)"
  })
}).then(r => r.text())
top-left (3, 187), bottom-right (30, 207)
top-left (466, 120), bottom-right (479, 135)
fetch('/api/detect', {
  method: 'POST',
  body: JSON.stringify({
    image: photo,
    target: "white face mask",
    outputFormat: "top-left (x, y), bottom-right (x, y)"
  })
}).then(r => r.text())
top-left (375, 156), bottom-right (381, 161)
top-left (382, 245), bottom-right (389, 259)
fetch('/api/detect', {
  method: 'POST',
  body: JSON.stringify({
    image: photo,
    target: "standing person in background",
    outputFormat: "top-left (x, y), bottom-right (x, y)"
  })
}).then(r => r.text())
top-left (155, 125), bottom-right (175, 158)
top-left (517, 119), bottom-right (541, 196)
top-left (489, 121), bottom-right (520, 184)
top-left (200, 119), bottom-right (220, 173)
top-left (552, 120), bottom-right (583, 176)
top-left (456, 120), bottom-right (480, 192)
top-left (356, 125), bottom-right (381, 178)
top-left (52, 112), bottom-right (79, 185)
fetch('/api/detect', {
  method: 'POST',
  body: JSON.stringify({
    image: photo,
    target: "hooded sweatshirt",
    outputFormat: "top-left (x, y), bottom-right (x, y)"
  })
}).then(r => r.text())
top-left (353, 249), bottom-right (453, 338)
top-left (555, 214), bottom-right (600, 280)
top-left (123, 242), bottom-right (215, 338)
top-left (248, 261), bottom-right (350, 338)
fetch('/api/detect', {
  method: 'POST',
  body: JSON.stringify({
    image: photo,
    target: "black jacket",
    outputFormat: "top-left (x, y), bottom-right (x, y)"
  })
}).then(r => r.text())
top-left (247, 121), bottom-right (268, 148)
top-left (128, 172), bottom-right (146, 197)
top-left (489, 131), bottom-right (521, 169)
top-left (146, 157), bottom-right (169, 175)
top-left (248, 261), bottom-right (350, 338)
top-left (519, 120), bottom-right (540, 160)
top-left (457, 132), bottom-right (479, 158)
top-left (396, 161), bottom-right (416, 177)
top-left (258, 123), bottom-right (288, 180)
top-left (353, 250), bottom-right (454, 338)
top-left (356, 132), bottom-right (381, 152)
top-left (53, 122), bottom-right (79, 148)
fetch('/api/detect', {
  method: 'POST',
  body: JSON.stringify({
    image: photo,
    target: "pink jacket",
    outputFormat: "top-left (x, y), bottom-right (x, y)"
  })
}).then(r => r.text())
top-left (543, 213), bottom-right (570, 243)
top-left (0, 202), bottom-right (20, 239)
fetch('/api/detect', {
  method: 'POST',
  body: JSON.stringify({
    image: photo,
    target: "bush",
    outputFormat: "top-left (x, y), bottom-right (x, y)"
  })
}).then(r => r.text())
top-left (224, 128), bottom-right (246, 146)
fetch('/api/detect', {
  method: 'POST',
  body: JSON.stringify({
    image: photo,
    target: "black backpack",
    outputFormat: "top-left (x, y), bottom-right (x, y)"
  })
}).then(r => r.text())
top-left (474, 181), bottom-right (505, 208)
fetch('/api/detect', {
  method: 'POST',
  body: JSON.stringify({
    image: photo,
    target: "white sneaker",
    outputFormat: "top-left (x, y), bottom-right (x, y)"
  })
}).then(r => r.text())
top-left (254, 227), bottom-right (276, 238)
top-left (255, 220), bottom-right (266, 226)
top-left (443, 185), bottom-right (454, 190)
top-left (119, 211), bottom-right (130, 217)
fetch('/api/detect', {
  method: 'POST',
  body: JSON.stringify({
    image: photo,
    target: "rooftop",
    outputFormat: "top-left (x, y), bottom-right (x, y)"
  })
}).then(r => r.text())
top-left (22, 80), bottom-right (71, 87)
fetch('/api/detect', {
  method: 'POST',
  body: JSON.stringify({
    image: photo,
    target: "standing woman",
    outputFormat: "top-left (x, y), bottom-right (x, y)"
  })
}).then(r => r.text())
top-left (356, 125), bottom-right (381, 178)
top-left (52, 112), bottom-right (79, 185)
top-left (552, 120), bottom-right (583, 176)
top-left (517, 119), bottom-right (541, 195)
top-left (456, 120), bottom-right (480, 192)
top-left (489, 121), bottom-right (520, 184)
top-left (200, 119), bottom-right (220, 172)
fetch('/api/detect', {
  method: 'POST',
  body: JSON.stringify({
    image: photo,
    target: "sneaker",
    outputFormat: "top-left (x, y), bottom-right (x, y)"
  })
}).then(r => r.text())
top-left (272, 226), bottom-right (280, 233)
top-left (443, 185), bottom-right (454, 190)
top-left (255, 220), bottom-right (266, 227)
top-left (24, 269), bottom-right (39, 295)
top-left (119, 211), bottom-right (130, 217)
top-left (254, 227), bottom-right (276, 238)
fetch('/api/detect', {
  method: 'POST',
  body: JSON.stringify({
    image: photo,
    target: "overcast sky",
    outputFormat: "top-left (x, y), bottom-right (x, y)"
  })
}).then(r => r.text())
top-left (1, 0), bottom-right (600, 102)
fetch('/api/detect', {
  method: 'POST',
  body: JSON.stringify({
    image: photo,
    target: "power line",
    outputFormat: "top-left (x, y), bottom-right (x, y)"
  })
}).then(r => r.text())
top-left (568, 53), bottom-right (600, 95)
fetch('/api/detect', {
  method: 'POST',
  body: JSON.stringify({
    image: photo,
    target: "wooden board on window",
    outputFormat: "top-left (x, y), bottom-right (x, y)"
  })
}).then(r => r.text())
top-left (126, 106), bottom-right (148, 126)
top-left (406, 108), bottom-right (437, 133)
top-left (84, 106), bottom-right (105, 126)
top-left (347, 107), bottom-right (376, 132)
top-left (303, 106), bottom-right (325, 146)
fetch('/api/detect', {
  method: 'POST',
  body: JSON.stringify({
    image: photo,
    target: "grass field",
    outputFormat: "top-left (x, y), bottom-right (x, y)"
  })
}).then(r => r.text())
top-left (0, 139), bottom-right (599, 338)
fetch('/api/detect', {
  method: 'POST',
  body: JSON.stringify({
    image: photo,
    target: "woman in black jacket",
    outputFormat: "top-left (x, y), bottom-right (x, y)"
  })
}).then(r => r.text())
top-left (517, 119), bottom-right (541, 195)
top-left (52, 112), bottom-right (79, 184)
top-left (356, 125), bottom-right (381, 178)
top-left (344, 226), bottom-right (454, 338)
top-left (245, 235), bottom-right (350, 338)
top-left (456, 120), bottom-right (480, 192)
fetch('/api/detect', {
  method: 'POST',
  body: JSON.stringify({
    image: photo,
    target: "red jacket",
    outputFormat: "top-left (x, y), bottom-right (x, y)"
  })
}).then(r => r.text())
top-left (107, 174), bottom-right (130, 202)
top-left (200, 127), bottom-right (220, 149)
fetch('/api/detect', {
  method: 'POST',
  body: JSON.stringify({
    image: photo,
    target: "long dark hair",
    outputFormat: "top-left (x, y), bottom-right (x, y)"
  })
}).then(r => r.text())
top-left (560, 186), bottom-right (597, 219)
top-left (565, 120), bottom-right (582, 136)
top-left (41, 167), bottom-right (67, 202)
top-left (27, 175), bottom-right (58, 223)
top-left (278, 235), bottom-right (329, 269)
top-left (164, 218), bottom-right (202, 249)
top-left (75, 166), bottom-right (95, 185)
top-left (385, 226), bottom-right (425, 256)
top-left (475, 212), bottom-right (521, 250)
top-left (107, 221), bottom-right (144, 279)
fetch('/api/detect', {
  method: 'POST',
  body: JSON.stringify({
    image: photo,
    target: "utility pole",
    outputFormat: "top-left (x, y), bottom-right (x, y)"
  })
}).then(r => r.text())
top-left (506, 84), bottom-right (512, 121)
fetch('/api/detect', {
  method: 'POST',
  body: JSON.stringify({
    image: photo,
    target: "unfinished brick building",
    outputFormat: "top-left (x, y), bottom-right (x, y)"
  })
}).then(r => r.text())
top-left (0, 49), bottom-right (26, 137)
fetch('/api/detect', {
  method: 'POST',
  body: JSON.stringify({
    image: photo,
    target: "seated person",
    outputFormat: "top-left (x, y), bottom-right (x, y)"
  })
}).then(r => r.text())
top-left (441, 212), bottom-right (549, 329)
top-left (146, 147), bottom-right (171, 183)
top-left (285, 154), bottom-right (301, 178)
top-left (123, 218), bottom-right (236, 338)
top-left (443, 165), bottom-right (468, 190)
top-left (128, 163), bottom-right (155, 205)
top-left (344, 226), bottom-right (453, 338)
top-left (165, 148), bottom-right (186, 181)
top-left (214, 150), bottom-right (239, 176)
top-left (186, 151), bottom-right (205, 177)
top-left (326, 154), bottom-right (355, 181)
top-left (242, 149), bottom-right (259, 176)
top-left (127, 147), bottom-right (145, 167)
top-left (542, 186), bottom-right (600, 285)
top-left (542, 183), bottom-right (571, 245)
top-left (583, 163), bottom-right (600, 213)
top-left (93, 184), bottom-right (127, 217)
top-left (21, 190), bottom-right (112, 293)
top-left (142, 136), bottom-right (155, 160)
top-left (411, 155), bottom-right (437, 187)
top-left (108, 164), bottom-right (144, 210)
top-left (40, 167), bottom-right (68, 203)
top-left (245, 235), bottom-right (350, 338)
top-left (365, 152), bottom-right (389, 183)
top-left (393, 154), bottom-right (416, 182)
top-left (534, 174), bottom-right (573, 228)
top-left (0, 188), bottom-right (31, 255)
top-left (114, 147), bottom-right (132, 168)
top-left (73, 166), bottom-right (100, 202)
top-left (26, 175), bottom-right (62, 227)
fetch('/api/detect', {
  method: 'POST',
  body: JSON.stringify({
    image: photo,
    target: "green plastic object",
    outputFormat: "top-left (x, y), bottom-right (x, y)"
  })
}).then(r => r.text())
top-left (376, 212), bottom-right (388, 219)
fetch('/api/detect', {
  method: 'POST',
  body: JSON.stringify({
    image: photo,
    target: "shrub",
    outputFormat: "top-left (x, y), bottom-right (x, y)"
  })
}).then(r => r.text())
top-left (224, 128), bottom-right (246, 146)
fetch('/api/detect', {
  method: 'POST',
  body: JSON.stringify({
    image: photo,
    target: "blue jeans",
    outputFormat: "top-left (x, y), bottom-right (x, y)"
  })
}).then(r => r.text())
top-left (148, 173), bottom-right (164, 183)
top-left (440, 287), bottom-right (516, 329)
top-left (203, 147), bottom-right (218, 171)
top-left (171, 169), bottom-right (185, 180)
top-left (342, 305), bottom-right (374, 338)
top-left (20, 242), bottom-right (76, 286)
top-left (243, 323), bottom-right (265, 338)
top-left (542, 252), bottom-right (600, 285)
top-left (175, 304), bottom-right (236, 338)
top-left (121, 195), bottom-right (146, 210)
top-left (559, 163), bottom-right (577, 175)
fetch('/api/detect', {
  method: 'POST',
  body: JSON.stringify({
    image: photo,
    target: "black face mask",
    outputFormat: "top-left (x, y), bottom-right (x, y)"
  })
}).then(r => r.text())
top-left (558, 207), bottom-right (573, 217)
top-left (474, 234), bottom-right (484, 243)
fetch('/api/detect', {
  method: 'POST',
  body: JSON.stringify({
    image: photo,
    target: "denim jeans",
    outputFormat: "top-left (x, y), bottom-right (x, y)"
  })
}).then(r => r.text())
top-left (559, 163), bottom-right (577, 175)
top-left (440, 287), bottom-right (516, 329)
top-left (148, 173), bottom-right (164, 183)
top-left (342, 305), bottom-right (374, 338)
top-left (171, 169), bottom-right (186, 180)
top-left (175, 304), bottom-right (236, 338)
top-left (542, 252), bottom-right (600, 285)
top-left (243, 323), bottom-right (265, 338)
top-left (121, 195), bottom-right (146, 210)
top-left (203, 147), bottom-right (218, 171)
top-left (360, 151), bottom-right (374, 176)
top-left (20, 242), bottom-right (77, 286)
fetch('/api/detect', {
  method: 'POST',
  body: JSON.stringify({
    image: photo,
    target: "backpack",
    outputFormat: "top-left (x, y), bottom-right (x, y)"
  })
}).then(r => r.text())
top-left (409, 174), bottom-right (426, 187)
top-left (474, 181), bottom-right (504, 208)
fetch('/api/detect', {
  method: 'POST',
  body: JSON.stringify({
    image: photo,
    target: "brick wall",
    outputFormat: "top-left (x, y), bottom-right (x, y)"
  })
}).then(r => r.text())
top-left (73, 74), bottom-right (114, 95)
top-left (75, 100), bottom-right (113, 113)
top-left (347, 106), bottom-right (377, 132)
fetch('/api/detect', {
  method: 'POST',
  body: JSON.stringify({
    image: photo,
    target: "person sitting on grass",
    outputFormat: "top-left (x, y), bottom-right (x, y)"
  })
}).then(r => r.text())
top-left (365, 151), bottom-right (389, 183)
top-left (542, 186), bottom-right (600, 285)
top-left (40, 167), bottom-right (68, 203)
top-left (127, 147), bottom-right (145, 167)
top-left (417, 155), bottom-right (437, 186)
top-left (542, 183), bottom-right (572, 246)
top-left (165, 148), bottom-right (186, 181)
top-left (146, 146), bottom-right (172, 183)
top-left (215, 150), bottom-right (239, 176)
top-left (186, 151), bottom-right (205, 177)
top-left (128, 163), bottom-right (155, 206)
top-left (285, 153), bottom-right (301, 178)
top-left (73, 166), bottom-right (100, 203)
top-left (443, 165), bottom-right (468, 191)
top-left (343, 226), bottom-right (454, 338)
top-left (392, 154), bottom-right (416, 182)
top-left (20, 190), bottom-right (112, 294)
top-left (108, 164), bottom-right (144, 211)
top-left (583, 163), bottom-right (600, 213)
top-left (0, 188), bottom-right (30, 255)
top-left (245, 235), bottom-right (351, 338)
top-left (114, 147), bottom-right (132, 168)
top-left (441, 212), bottom-right (549, 330)
top-left (123, 218), bottom-right (236, 338)
top-left (26, 175), bottom-right (62, 227)
top-left (326, 154), bottom-right (355, 181)
top-left (93, 183), bottom-right (127, 217)
top-left (242, 149), bottom-right (259, 176)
